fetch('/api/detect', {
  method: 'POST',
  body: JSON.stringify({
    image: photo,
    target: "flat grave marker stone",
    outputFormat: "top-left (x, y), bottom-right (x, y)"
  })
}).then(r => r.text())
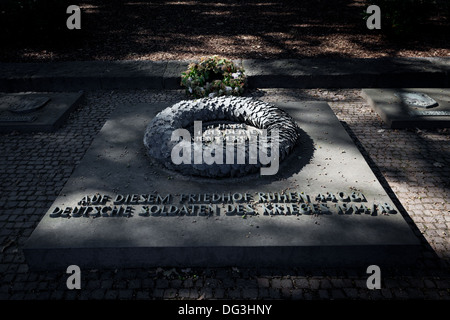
top-left (24, 99), bottom-right (421, 270)
top-left (362, 88), bottom-right (450, 128)
top-left (0, 92), bottom-right (84, 133)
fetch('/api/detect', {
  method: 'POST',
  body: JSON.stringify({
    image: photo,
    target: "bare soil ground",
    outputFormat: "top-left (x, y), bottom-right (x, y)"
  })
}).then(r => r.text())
top-left (1, 0), bottom-right (449, 62)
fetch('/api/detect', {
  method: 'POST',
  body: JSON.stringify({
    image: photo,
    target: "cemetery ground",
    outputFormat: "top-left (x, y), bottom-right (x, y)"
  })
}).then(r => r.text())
top-left (0, 88), bottom-right (449, 300)
top-left (0, 0), bottom-right (449, 62)
top-left (0, 0), bottom-right (449, 302)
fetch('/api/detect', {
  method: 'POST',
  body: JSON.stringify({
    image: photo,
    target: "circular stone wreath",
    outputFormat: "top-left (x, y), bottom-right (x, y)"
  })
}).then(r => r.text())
top-left (180, 56), bottom-right (247, 98)
top-left (143, 96), bottom-right (300, 178)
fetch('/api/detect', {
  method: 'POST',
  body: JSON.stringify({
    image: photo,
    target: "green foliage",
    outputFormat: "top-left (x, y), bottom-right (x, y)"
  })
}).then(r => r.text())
top-left (180, 56), bottom-right (247, 98)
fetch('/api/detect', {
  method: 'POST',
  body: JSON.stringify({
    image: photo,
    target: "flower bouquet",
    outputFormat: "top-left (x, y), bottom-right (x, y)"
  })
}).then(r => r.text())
top-left (180, 56), bottom-right (247, 98)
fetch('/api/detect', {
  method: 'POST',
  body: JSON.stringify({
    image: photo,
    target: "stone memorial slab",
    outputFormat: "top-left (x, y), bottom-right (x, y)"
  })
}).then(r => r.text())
top-left (24, 99), bottom-right (421, 270)
top-left (393, 92), bottom-right (438, 109)
top-left (0, 92), bottom-right (84, 132)
top-left (362, 88), bottom-right (450, 128)
top-left (6, 96), bottom-right (50, 113)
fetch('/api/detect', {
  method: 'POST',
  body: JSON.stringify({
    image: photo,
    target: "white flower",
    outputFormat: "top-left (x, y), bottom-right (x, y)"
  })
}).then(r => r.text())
top-left (225, 86), bottom-right (232, 92)
top-left (188, 87), bottom-right (193, 93)
top-left (231, 72), bottom-right (241, 79)
top-left (208, 92), bottom-right (216, 98)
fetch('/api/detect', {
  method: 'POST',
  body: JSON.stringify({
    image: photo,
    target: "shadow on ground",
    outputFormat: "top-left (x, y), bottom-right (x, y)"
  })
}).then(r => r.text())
top-left (0, 0), bottom-right (448, 62)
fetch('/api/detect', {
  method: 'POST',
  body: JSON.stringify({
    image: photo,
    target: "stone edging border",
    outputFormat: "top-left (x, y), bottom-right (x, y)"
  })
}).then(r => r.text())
top-left (0, 57), bottom-right (449, 92)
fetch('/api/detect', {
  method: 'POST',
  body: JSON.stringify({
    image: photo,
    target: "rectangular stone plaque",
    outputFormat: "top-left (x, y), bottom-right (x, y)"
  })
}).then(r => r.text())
top-left (24, 100), bottom-right (421, 270)
top-left (4, 96), bottom-right (50, 113)
top-left (362, 88), bottom-right (450, 128)
top-left (0, 92), bottom-right (84, 132)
